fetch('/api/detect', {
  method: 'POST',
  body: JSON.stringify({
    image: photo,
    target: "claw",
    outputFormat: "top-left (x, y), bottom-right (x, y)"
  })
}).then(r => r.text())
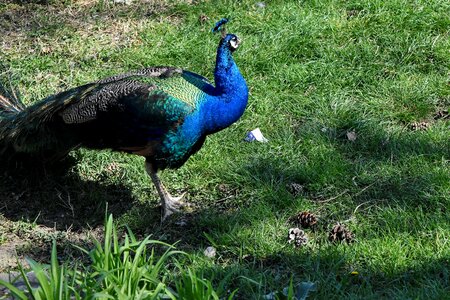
top-left (161, 192), bottom-right (187, 221)
top-left (145, 162), bottom-right (190, 222)
top-left (171, 191), bottom-right (187, 203)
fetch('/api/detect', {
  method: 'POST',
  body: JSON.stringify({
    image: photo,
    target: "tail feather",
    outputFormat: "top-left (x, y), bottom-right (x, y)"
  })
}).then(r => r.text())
top-left (0, 67), bottom-right (85, 161)
top-left (0, 80), bottom-right (100, 160)
top-left (0, 71), bottom-right (25, 115)
top-left (0, 94), bottom-right (24, 114)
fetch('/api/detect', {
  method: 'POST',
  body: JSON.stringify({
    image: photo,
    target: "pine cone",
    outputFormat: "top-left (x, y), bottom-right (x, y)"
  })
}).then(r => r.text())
top-left (328, 223), bottom-right (354, 244)
top-left (408, 121), bottom-right (430, 131)
top-left (288, 227), bottom-right (308, 248)
top-left (290, 211), bottom-right (317, 228)
top-left (434, 109), bottom-right (449, 120)
top-left (287, 182), bottom-right (304, 196)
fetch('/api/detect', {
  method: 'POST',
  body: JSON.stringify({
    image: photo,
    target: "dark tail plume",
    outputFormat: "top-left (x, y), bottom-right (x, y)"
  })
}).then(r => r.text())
top-left (0, 69), bottom-right (97, 161)
top-left (0, 68), bottom-right (25, 116)
top-left (0, 67), bottom-right (56, 161)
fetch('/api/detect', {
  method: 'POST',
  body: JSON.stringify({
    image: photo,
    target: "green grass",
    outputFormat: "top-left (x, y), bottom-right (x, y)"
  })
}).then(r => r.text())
top-left (0, 214), bottom-right (236, 299)
top-left (1, 0), bottom-right (449, 299)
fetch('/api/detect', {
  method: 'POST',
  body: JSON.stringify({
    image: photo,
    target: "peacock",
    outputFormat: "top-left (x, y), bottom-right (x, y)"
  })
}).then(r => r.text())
top-left (0, 19), bottom-right (248, 221)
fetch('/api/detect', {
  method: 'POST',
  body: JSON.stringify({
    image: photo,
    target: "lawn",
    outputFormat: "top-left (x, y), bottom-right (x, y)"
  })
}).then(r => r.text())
top-left (0, 0), bottom-right (449, 299)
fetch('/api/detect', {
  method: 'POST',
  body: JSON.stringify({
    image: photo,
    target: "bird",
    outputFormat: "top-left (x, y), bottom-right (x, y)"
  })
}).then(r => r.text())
top-left (0, 18), bottom-right (248, 221)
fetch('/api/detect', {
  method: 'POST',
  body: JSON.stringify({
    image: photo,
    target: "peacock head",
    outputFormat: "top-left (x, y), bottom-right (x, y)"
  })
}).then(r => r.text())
top-left (212, 18), bottom-right (241, 53)
top-left (222, 34), bottom-right (240, 52)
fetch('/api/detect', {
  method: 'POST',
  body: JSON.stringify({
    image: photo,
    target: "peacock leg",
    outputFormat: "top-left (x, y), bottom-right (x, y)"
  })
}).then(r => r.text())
top-left (145, 162), bottom-right (187, 221)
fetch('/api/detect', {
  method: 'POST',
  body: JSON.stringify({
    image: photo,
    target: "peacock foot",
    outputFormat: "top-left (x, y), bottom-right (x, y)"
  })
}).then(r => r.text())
top-left (161, 192), bottom-right (188, 222)
top-left (145, 162), bottom-right (191, 222)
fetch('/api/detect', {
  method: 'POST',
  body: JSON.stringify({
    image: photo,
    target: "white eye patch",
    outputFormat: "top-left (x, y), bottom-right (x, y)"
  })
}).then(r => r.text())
top-left (230, 39), bottom-right (239, 49)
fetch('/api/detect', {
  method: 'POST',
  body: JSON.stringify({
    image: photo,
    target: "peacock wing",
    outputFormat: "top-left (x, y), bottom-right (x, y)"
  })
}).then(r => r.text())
top-left (99, 67), bottom-right (214, 107)
top-left (59, 67), bottom-right (212, 123)
top-left (56, 67), bottom-right (213, 153)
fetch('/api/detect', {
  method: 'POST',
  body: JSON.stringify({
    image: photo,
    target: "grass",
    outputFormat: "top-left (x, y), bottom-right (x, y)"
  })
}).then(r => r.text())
top-left (0, 0), bottom-right (449, 299)
top-left (0, 214), bottom-right (237, 299)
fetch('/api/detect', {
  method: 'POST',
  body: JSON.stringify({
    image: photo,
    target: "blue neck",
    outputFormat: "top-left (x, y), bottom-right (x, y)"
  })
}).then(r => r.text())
top-left (200, 41), bottom-right (248, 134)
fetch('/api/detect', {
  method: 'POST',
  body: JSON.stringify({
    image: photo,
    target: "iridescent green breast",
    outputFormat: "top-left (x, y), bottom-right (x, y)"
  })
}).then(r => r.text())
top-left (131, 70), bottom-right (212, 109)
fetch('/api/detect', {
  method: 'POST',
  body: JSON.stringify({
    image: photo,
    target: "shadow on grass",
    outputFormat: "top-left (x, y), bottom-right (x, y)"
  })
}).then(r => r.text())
top-left (202, 252), bottom-right (450, 298)
top-left (0, 155), bottom-right (135, 231)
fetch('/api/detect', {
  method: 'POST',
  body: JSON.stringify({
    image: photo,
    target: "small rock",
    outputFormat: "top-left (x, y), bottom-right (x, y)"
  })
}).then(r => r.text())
top-left (0, 271), bottom-right (40, 296)
top-left (263, 291), bottom-right (277, 299)
top-left (204, 246), bottom-right (216, 258)
top-left (295, 281), bottom-right (317, 300)
top-left (346, 130), bottom-right (357, 141)
top-left (175, 216), bottom-right (188, 227)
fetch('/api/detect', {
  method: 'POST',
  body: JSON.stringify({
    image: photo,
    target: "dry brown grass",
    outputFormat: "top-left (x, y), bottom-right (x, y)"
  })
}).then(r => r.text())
top-left (0, 0), bottom-right (182, 55)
